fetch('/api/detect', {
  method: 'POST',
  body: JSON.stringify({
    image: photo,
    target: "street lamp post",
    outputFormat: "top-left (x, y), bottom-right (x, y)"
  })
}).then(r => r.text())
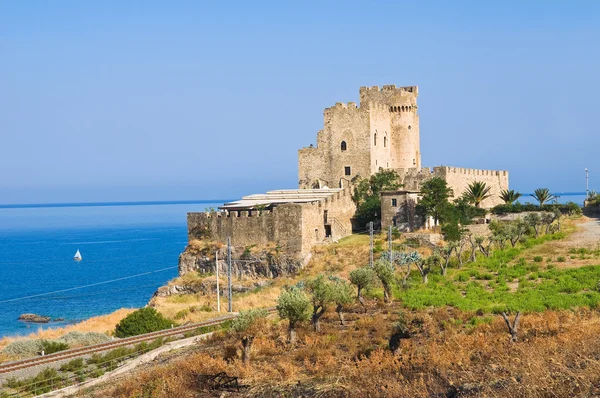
top-left (586, 168), bottom-right (589, 199)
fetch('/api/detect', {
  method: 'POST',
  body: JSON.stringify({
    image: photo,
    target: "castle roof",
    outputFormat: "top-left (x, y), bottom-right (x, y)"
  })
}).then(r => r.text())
top-left (220, 188), bottom-right (343, 211)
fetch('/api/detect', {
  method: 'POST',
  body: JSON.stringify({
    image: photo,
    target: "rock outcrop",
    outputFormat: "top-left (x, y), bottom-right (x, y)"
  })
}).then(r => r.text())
top-left (178, 243), bottom-right (306, 279)
top-left (18, 313), bottom-right (51, 323)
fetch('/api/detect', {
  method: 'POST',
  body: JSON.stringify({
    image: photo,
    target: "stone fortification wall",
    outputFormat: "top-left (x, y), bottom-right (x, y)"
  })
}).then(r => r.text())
top-left (396, 166), bottom-right (509, 208)
top-left (188, 204), bottom-right (303, 257)
top-left (186, 185), bottom-right (356, 263)
top-left (300, 186), bottom-right (355, 252)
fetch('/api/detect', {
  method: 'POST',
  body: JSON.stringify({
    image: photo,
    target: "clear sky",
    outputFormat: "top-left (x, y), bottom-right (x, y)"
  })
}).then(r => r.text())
top-left (1, 1), bottom-right (598, 203)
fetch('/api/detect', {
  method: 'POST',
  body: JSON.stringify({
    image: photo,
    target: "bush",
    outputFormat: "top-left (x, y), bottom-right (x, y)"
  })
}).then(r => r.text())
top-left (59, 358), bottom-right (84, 372)
top-left (114, 308), bottom-right (174, 338)
top-left (557, 256), bottom-right (566, 263)
top-left (55, 331), bottom-right (111, 347)
top-left (533, 256), bottom-right (543, 263)
top-left (40, 340), bottom-right (69, 355)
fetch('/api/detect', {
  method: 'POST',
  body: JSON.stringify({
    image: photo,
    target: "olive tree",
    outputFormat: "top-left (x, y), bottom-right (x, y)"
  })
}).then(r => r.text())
top-left (276, 286), bottom-right (311, 344)
top-left (230, 309), bottom-right (268, 364)
top-left (329, 276), bottom-right (354, 325)
top-left (373, 259), bottom-right (395, 303)
top-left (305, 275), bottom-right (335, 332)
top-left (349, 267), bottom-right (377, 308)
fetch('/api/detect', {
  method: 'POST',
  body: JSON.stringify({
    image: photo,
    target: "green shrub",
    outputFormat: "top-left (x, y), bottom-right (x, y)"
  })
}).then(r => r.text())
top-left (533, 256), bottom-right (543, 263)
top-left (59, 358), bottom-right (84, 372)
top-left (557, 256), bottom-right (566, 262)
top-left (41, 340), bottom-right (69, 355)
top-left (114, 308), bottom-right (174, 338)
top-left (174, 309), bottom-right (190, 320)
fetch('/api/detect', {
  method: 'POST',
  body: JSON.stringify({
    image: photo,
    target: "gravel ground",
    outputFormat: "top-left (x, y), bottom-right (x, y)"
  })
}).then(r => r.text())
top-left (557, 217), bottom-right (600, 248)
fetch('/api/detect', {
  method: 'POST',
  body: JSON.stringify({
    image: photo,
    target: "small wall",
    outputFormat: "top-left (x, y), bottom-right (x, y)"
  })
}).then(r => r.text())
top-left (396, 166), bottom-right (509, 209)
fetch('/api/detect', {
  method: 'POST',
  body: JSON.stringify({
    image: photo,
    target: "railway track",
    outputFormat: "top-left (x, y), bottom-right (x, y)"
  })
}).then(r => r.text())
top-left (0, 308), bottom-right (275, 375)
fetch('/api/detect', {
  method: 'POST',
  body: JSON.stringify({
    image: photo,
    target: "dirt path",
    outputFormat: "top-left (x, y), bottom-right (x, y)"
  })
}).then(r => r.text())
top-left (556, 217), bottom-right (600, 249)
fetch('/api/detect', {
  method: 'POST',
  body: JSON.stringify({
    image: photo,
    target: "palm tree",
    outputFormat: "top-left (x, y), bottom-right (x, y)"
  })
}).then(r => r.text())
top-left (531, 188), bottom-right (555, 206)
top-left (463, 181), bottom-right (492, 208)
top-left (500, 189), bottom-right (522, 204)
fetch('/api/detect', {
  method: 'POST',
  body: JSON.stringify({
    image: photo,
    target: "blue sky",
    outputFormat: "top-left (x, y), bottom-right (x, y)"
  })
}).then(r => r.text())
top-left (1, 1), bottom-right (598, 203)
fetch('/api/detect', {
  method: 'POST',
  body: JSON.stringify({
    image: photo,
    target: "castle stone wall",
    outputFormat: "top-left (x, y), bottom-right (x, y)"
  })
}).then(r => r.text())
top-left (187, 185), bottom-right (356, 260)
top-left (396, 166), bottom-right (509, 208)
top-left (188, 205), bottom-right (303, 257)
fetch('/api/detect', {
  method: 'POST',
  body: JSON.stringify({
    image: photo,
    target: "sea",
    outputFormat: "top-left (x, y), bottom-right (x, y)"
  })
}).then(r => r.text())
top-left (0, 200), bottom-right (225, 338)
top-left (0, 192), bottom-right (589, 338)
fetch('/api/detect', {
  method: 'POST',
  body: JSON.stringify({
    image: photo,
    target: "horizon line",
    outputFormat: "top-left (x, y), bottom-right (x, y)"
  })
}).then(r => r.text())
top-left (0, 191), bottom-right (588, 210)
top-left (0, 199), bottom-right (233, 210)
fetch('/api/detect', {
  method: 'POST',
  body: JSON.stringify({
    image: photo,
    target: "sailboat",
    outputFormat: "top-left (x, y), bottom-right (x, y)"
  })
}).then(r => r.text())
top-left (74, 249), bottom-right (82, 261)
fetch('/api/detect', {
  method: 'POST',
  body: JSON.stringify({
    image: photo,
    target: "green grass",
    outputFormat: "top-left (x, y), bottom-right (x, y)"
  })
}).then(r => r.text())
top-left (393, 232), bottom-right (600, 313)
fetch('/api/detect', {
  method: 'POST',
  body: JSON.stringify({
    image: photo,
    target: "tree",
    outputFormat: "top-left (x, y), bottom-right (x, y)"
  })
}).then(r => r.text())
top-left (276, 286), bottom-right (311, 344)
top-left (439, 243), bottom-right (456, 276)
top-left (329, 276), bottom-right (354, 325)
top-left (416, 255), bottom-right (433, 284)
top-left (352, 169), bottom-right (401, 226)
top-left (416, 177), bottom-right (454, 226)
top-left (114, 308), bottom-right (173, 338)
top-left (230, 309), bottom-right (268, 364)
top-left (373, 259), bottom-right (395, 303)
top-left (531, 188), bottom-right (555, 206)
top-left (500, 189), bottom-right (522, 204)
top-left (507, 219), bottom-right (528, 247)
top-left (501, 312), bottom-right (521, 342)
top-left (476, 236), bottom-right (493, 257)
top-left (305, 275), bottom-right (335, 332)
top-left (349, 267), bottom-right (377, 309)
top-left (463, 181), bottom-right (492, 208)
top-left (541, 212), bottom-right (556, 234)
top-left (489, 221), bottom-right (509, 249)
top-left (524, 213), bottom-right (542, 237)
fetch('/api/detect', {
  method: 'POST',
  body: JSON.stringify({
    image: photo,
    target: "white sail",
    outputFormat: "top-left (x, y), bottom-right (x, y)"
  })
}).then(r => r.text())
top-left (74, 250), bottom-right (82, 260)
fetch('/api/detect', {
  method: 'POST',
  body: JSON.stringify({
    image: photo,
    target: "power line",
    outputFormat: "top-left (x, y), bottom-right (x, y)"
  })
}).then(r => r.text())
top-left (0, 266), bottom-right (178, 304)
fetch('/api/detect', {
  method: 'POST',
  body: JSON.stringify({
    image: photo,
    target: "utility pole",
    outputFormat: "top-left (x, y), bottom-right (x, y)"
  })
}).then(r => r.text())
top-left (215, 251), bottom-right (221, 312)
top-left (388, 225), bottom-right (393, 264)
top-left (369, 221), bottom-right (374, 267)
top-left (227, 237), bottom-right (232, 313)
top-left (586, 168), bottom-right (589, 199)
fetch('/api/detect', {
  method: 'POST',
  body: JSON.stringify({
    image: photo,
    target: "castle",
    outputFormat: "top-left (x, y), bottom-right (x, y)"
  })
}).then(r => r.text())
top-left (298, 85), bottom-right (508, 231)
top-left (182, 85), bottom-right (509, 274)
top-left (299, 85), bottom-right (421, 189)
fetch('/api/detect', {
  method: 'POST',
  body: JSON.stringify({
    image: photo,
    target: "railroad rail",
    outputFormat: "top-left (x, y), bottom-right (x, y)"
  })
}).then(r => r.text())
top-left (0, 308), bottom-right (276, 375)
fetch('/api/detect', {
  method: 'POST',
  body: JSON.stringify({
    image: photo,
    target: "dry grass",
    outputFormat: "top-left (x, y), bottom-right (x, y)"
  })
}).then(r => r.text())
top-left (0, 308), bottom-right (134, 351)
top-left (86, 305), bottom-right (600, 398)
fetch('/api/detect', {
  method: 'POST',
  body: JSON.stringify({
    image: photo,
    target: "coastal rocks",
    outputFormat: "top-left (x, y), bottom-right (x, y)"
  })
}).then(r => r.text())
top-left (178, 245), bottom-right (304, 279)
top-left (18, 314), bottom-right (51, 323)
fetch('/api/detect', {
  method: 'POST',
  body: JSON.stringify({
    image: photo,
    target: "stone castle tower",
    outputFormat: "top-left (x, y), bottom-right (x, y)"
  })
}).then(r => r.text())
top-left (298, 85), bottom-right (421, 188)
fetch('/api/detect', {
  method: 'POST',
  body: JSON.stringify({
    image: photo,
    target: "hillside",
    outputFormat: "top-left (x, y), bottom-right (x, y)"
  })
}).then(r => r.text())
top-left (76, 216), bottom-right (600, 397)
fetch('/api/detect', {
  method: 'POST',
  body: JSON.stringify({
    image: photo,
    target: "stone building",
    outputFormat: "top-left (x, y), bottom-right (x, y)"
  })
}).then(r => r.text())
top-left (298, 85), bottom-right (509, 232)
top-left (380, 190), bottom-right (422, 232)
top-left (298, 85), bottom-right (421, 189)
top-left (186, 187), bottom-right (355, 260)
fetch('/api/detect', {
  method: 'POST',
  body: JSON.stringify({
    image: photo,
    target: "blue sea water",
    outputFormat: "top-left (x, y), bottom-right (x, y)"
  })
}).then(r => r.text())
top-left (0, 201), bottom-right (225, 337)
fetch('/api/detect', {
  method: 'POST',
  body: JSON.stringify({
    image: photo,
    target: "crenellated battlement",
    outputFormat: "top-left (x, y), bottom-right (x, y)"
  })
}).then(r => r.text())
top-left (359, 85), bottom-right (418, 94)
top-left (435, 166), bottom-right (509, 177)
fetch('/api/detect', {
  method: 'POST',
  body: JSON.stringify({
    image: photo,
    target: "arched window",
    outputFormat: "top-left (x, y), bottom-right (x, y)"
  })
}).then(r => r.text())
top-left (341, 141), bottom-right (347, 151)
top-left (384, 136), bottom-right (387, 147)
top-left (374, 133), bottom-right (377, 146)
